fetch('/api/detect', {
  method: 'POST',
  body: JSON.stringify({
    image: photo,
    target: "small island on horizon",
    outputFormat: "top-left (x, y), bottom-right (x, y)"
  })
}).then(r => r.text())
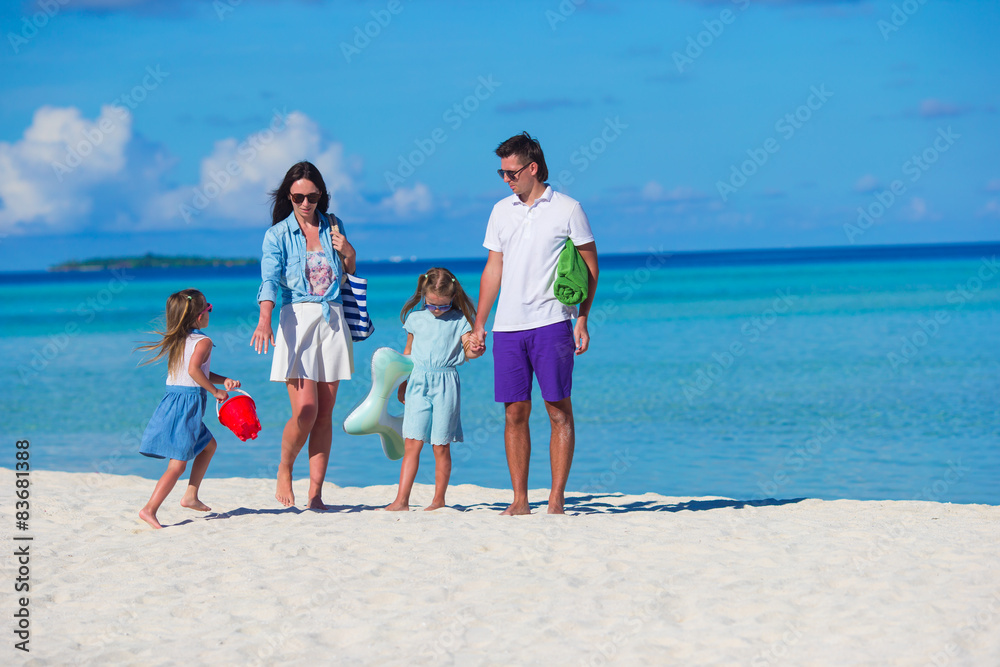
top-left (49, 253), bottom-right (259, 272)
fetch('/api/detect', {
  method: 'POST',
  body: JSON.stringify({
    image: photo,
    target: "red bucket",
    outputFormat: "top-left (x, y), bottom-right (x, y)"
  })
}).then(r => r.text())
top-left (216, 390), bottom-right (262, 441)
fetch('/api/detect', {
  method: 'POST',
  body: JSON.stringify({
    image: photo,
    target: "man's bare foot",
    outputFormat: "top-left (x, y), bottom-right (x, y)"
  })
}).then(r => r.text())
top-left (307, 496), bottom-right (327, 510)
top-left (424, 500), bottom-right (446, 511)
top-left (139, 508), bottom-right (163, 529)
top-left (382, 500), bottom-right (409, 511)
top-left (275, 466), bottom-right (295, 507)
top-left (180, 498), bottom-right (211, 512)
top-left (500, 502), bottom-right (531, 516)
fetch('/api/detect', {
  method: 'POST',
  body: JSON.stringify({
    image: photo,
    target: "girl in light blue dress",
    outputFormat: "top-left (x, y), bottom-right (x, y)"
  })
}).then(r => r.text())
top-left (136, 289), bottom-right (241, 529)
top-left (384, 268), bottom-right (483, 511)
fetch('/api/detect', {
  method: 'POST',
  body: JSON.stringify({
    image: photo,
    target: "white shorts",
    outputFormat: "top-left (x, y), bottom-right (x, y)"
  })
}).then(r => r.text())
top-left (270, 302), bottom-right (354, 383)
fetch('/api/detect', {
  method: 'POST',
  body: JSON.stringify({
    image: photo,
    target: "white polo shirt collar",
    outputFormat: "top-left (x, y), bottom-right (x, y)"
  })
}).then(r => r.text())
top-left (510, 185), bottom-right (553, 209)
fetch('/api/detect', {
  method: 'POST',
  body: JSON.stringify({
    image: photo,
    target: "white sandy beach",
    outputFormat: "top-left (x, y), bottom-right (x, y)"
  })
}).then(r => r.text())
top-left (3, 468), bottom-right (999, 666)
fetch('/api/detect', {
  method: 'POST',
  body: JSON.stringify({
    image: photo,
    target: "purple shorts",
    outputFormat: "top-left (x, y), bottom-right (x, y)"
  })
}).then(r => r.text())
top-left (493, 320), bottom-right (576, 403)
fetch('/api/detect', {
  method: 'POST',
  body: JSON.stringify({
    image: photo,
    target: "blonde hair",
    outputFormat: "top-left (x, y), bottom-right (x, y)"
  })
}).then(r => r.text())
top-left (136, 288), bottom-right (208, 376)
top-left (400, 268), bottom-right (476, 327)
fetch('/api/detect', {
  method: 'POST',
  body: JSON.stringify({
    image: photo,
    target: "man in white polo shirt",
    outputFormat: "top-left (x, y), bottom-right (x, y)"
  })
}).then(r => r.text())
top-left (473, 132), bottom-right (599, 515)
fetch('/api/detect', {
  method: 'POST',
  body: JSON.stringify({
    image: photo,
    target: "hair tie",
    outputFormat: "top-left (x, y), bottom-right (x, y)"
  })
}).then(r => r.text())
top-left (451, 278), bottom-right (456, 282)
top-left (186, 295), bottom-right (192, 300)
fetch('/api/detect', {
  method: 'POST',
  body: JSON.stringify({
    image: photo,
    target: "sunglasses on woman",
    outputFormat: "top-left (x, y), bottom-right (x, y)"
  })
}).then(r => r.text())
top-left (290, 192), bottom-right (322, 204)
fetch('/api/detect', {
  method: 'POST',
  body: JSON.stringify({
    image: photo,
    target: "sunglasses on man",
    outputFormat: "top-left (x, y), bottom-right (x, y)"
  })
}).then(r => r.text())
top-left (497, 163), bottom-right (533, 181)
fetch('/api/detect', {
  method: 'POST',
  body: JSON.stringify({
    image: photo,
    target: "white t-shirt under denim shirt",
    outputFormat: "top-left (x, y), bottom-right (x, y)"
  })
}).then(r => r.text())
top-left (483, 186), bottom-right (594, 332)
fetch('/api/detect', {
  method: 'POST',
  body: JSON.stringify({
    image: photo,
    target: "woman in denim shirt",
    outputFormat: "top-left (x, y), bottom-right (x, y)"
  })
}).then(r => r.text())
top-left (251, 161), bottom-right (357, 509)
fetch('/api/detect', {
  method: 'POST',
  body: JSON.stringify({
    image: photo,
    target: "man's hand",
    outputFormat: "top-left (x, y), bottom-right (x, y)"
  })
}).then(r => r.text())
top-left (471, 325), bottom-right (488, 353)
top-left (573, 316), bottom-right (590, 355)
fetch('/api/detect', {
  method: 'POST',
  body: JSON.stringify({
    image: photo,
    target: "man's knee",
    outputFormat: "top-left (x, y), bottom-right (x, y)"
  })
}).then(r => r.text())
top-left (505, 401), bottom-right (531, 425)
top-left (550, 408), bottom-right (572, 423)
top-left (545, 399), bottom-right (573, 425)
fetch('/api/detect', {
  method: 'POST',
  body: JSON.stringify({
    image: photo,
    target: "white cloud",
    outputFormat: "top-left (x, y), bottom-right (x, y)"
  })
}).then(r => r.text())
top-left (853, 174), bottom-right (880, 193)
top-left (918, 98), bottom-right (967, 118)
top-left (159, 110), bottom-right (361, 229)
top-left (380, 183), bottom-right (432, 218)
top-left (1, 105), bottom-right (434, 236)
top-left (976, 200), bottom-right (1000, 218)
top-left (641, 181), bottom-right (707, 202)
top-left (901, 196), bottom-right (939, 223)
top-left (0, 105), bottom-right (132, 234)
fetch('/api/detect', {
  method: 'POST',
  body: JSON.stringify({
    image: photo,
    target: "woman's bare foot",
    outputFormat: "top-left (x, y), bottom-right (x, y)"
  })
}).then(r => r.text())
top-left (275, 465), bottom-right (295, 507)
top-left (382, 500), bottom-right (409, 511)
top-left (180, 497), bottom-right (211, 512)
top-left (424, 500), bottom-right (446, 511)
top-left (139, 508), bottom-right (163, 529)
top-left (307, 495), bottom-right (327, 510)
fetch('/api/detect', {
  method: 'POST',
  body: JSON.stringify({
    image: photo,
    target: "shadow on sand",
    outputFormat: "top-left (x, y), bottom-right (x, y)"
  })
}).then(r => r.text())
top-left (178, 495), bottom-right (807, 522)
top-left (449, 495), bottom-right (808, 515)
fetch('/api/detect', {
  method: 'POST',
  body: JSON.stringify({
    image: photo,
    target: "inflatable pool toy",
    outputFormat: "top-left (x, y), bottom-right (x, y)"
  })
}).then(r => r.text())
top-left (343, 347), bottom-right (413, 460)
top-left (216, 389), bottom-right (262, 441)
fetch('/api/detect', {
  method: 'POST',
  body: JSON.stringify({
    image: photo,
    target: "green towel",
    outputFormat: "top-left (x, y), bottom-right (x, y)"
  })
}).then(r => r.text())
top-left (554, 239), bottom-right (588, 305)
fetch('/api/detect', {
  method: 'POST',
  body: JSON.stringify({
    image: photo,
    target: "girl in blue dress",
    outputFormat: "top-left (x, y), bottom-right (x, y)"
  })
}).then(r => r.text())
top-left (384, 268), bottom-right (484, 511)
top-left (136, 289), bottom-right (241, 529)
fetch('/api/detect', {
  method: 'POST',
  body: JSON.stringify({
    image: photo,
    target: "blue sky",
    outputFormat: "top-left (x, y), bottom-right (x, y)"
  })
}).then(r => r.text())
top-left (1, 0), bottom-right (997, 270)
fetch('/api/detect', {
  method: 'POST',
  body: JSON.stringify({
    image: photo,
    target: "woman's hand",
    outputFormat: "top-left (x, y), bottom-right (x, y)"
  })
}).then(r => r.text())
top-left (397, 381), bottom-right (407, 404)
top-left (251, 321), bottom-right (274, 354)
top-left (252, 301), bottom-right (275, 354)
top-left (331, 224), bottom-right (356, 273)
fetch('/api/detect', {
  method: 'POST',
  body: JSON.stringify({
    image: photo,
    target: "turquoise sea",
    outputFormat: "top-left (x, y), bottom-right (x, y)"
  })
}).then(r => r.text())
top-left (1, 243), bottom-right (998, 505)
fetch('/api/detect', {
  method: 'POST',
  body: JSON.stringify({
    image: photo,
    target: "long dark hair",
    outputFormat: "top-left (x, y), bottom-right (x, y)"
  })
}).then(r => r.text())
top-left (495, 131), bottom-right (548, 182)
top-left (269, 161), bottom-right (330, 225)
top-left (136, 288), bottom-right (208, 377)
top-left (400, 267), bottom-right (477, 328)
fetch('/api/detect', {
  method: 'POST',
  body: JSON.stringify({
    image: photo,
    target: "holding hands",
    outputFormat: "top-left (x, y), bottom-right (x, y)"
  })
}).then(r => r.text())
top-left (470, 325), bottom-right (487, 355)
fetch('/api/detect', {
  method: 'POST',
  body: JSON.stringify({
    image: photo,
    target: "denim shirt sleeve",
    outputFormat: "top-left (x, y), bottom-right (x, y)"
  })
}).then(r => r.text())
top-left (257, 224), bottom-right (283, 304)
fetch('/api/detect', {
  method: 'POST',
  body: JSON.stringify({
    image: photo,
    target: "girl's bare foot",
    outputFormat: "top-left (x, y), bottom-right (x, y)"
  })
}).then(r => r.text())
top-left (424, 500), bottom-right (446, 511)
top-left (307, 496), bottom-right (327, 510)
top-left (139, 508), bottom-right (163, 529)
top-left (275, 466), bottom-right (295, 507)
top-left (382, 500), bottom-right (409, 511)
top-left (180, 497), bottom-right (211, 512)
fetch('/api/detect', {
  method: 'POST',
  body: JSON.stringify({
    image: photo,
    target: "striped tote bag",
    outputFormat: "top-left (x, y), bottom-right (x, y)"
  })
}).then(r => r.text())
top-left (340, 272), bottom-right (375, 341)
